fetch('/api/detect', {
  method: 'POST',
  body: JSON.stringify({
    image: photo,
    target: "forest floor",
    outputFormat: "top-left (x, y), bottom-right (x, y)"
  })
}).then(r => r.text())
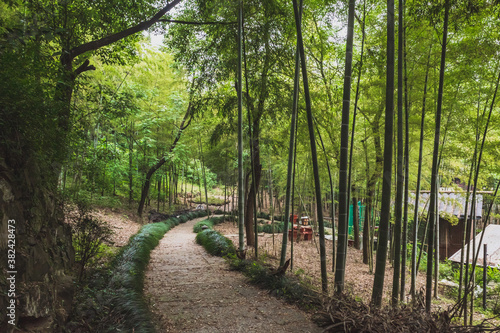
top-left (93, 207), bottom-right (142, 246)
top-left (214, 219), bottom-right (487, 312)
top-left (96, 206), bottom-right (497, 329)
top-left (213, 219), bottom-right (424, 305)
top-left (142, 216), bottom-right (322, 332)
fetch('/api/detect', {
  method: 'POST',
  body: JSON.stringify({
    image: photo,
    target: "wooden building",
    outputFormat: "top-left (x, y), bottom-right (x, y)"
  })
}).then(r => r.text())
top-left (412, 190), bottom-right (483, 261)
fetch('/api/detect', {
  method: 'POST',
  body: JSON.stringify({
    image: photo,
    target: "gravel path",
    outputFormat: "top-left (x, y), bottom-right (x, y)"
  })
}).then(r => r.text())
top-left (144, 217), bottom-right (322, 333)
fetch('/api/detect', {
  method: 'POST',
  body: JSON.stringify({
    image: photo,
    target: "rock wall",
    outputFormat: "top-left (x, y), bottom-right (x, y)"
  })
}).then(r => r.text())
top-left (0, 156), bottom-right (75, 332)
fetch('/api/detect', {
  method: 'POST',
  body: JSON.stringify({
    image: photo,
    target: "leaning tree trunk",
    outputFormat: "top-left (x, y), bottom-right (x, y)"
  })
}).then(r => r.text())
top-left (280, 30), bottom-right (301, 266)
top-left (292, 0), bottom-right (328, 294)
top-left (137, 102), bottom-right (192, 217)
top-left (371, 0), bottom-right (395, 307)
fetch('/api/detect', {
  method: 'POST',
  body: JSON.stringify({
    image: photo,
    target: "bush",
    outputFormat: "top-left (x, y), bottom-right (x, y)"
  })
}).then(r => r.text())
top-left (257, 212), bottom-right (270, 219)
top-left (195, 229), bottom-right (235, 256)
top-left (193, 217), bottom-right (225, 233)
top-left (68, 202), bottom-right (114, 282)
top-left (68, 209), bottom-right (202, 332)
top-left (229, 258), bottom-right (320, 309)
top-left (257, 222), bottom-right (289, 234)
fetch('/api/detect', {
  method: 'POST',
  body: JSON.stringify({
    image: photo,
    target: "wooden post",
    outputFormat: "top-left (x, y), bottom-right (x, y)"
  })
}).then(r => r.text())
top-left (483, 243), bottom-right (487, 310)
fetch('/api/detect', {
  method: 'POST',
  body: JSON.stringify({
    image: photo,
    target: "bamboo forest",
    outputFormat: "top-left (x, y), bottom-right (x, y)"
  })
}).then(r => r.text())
top-left (2, 0), bottom-right (500, 332)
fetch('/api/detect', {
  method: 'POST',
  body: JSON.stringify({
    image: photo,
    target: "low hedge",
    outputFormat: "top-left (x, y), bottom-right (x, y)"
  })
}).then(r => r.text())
top-left (257, 222), bottom-right (290, 234)
top-left (195, 229), bottom-right (236, 256)
top-left (68, 209), bottom-right (207, 332)
top-left (193, 218), bottom-right (319, 311)
top-left (229, 259), bottom-right (320, 309)
top-left (192, 216), bottom-right (225, 233)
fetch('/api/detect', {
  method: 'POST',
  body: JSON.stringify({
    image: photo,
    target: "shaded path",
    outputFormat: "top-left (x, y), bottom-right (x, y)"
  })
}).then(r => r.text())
top-left (144, 217), bottom-right (322, 333)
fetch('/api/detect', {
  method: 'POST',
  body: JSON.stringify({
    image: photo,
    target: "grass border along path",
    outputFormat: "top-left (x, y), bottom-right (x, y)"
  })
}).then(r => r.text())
top-left (109, 210), bottom-right (208, 332)
top-left (193, 217), bottom-right (321, 312)
top-left (68, 210), bottom-right (208, 333)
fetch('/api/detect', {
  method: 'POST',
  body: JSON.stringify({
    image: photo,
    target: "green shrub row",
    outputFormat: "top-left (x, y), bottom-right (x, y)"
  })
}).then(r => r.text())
top-left (229, 259), bottom-right (320, 309)
top-left (195, 229), bottom-right (236, 256)
top-left (193, 220), bottom-right (320, 311)
top-left (68, 210), bottom-right (208, 332)
top-left (256, 211), bottom-right (284, 221)
top-left (257, 222), bottom-right (290, 234)
top-left (192, 216), bottom-right (225, 233)
top-left (107, 210), bottom-right (208, 332)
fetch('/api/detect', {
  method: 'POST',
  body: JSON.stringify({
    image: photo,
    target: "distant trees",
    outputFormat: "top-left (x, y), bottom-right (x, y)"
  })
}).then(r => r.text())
top-left (4, 0), bottom-right (500, 326)
top-left (0, 1), bottom-right (186, 328)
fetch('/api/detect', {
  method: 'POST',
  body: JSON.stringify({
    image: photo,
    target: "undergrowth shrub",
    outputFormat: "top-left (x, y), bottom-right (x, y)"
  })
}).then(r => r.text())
top-left (67, 202), bottom-right (114, 282)
top-left (193, 216), bottom-right (225, 233)
top-left (229, 258), bottom-right (320, 309)
top-left (193, 220), bottom-right (320, 310)
top-left (257, 212), bottom-right (270, 219)
top-left (195, 229), bottom-right (235, 256)
top-left (68, 210), bottom-right (203, 333)
top-left (257, 222), bottom-right (289, 234)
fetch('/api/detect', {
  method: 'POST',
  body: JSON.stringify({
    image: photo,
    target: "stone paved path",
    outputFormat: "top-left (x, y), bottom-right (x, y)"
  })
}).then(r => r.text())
top-left (144, 217), bottom-right (323, 333)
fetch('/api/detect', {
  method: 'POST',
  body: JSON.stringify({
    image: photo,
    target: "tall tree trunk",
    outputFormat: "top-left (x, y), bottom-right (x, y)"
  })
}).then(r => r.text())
top-left (292, 0), bottom-right (328, 293)
top-left (280, 38), bottom-right (299, 264)
top-left (401, 11), bottom-right (410, 300)
top-left (392, 0), bottom-right (404, 306)
top-left (411, 45), bottom-right (431, 299)
top-left (314, 117), bottom-right (336, 271)
top-left (351, 0), bottom-right (366, 257)
top-left (434, 177), bottom-right (440, 299)
top-left (426, 0), bottom-right (449, 313)
top-left (244, 120), bottom-right (261, 247)
top-left (362, 112), bottom-right (384, 267)
top-left (335, 0), bottom-right (356, 294)
top-left (371, 0), bottom-right (394, 307)
top-left (199, 139), bottom-right (210, 217)
top-left (362, 132), bottom-right (372, 266)
top-left (128, 123), bottom-right (134, 207)
top-left (237, 0), bottom-right (245, 254)
top-left (291, 121), bottom-right (299, 272)
top-left (157, 177), bottom-right (161, 212)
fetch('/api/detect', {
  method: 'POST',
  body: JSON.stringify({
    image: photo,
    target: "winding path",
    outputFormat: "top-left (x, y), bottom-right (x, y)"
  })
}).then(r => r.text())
top-left (144, 217), bottom-right (322, 333)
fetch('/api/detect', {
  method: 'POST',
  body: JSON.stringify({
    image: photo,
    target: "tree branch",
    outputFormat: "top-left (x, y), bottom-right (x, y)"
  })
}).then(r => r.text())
top-left (69, 0), bottom-right (183, 60)
top-left (158, 19), bottom-right (236, 25)
top-left (73, 59), bottom-right (96, 78)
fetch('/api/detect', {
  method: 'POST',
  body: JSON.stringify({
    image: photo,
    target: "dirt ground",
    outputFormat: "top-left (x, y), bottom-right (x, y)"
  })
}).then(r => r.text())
top-left (94, 207), bottom-right (142, 247)
top-left (214, 220), bottom-right (428, 306)
top-left (94, 207), bottom-right (497, 329)
top-left (143, 217), bottom-right (323, 333)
